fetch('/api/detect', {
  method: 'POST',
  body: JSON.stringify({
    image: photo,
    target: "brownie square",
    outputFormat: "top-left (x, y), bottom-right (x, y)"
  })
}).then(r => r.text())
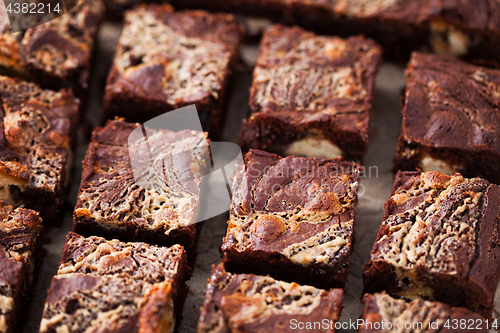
top-left (221, 149), bottom-right (360, 290)
top-left (0, 201), bottom-right (42, 333)
top-left (239, 25), bottom-right (382, 162)
top-left (102, 4), bottom-right (244, 138)
top-left (0, 76), bottom-right (79, 222)
top-left (393, 52), bottom-right (500, 184)
top-left (359, 292), bottom-right (488, 332)
top-left (73, 119), bottom-right (210, 258)
top-left (363, 170), bottom-right (500, 319)
top-left (198, 264), bottom-right (344, 333)
top-left (39, 232), bottom-right (189, 333)
top-left (0, 0), bottom-right (104, 98)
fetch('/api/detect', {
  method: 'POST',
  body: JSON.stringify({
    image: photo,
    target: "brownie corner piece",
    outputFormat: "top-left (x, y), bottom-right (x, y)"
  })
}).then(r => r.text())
top-left (198, 264), bottom-right (343, 333)
top-left (19, 0), bottom-right (104, 97)
top-left (102, 4), bottom-right (244, 136)
top-left (73, 119), bottom-right (209, 257)
top-left (239, 24), bottom-right (382, 161)
top-left (393, 52), bottom-right (500, 183)
top-left (0, 75), bottom-right (79, 221)
top-left (40, 232), bottom-right (189, 333)
top-left (359, 292), bottom-right (488, 332)
top-left (0, 200), bottom-right (42, 333)
top-left (363, 170), bottom-right (500, 319)
top-left (221, 149), bottom-right (360, 289)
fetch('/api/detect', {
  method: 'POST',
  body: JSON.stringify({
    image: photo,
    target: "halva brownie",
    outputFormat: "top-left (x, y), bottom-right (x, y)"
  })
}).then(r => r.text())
top-left (363, 170), bottom-right (500, 320)
top-left (239, 25), bottom-right (382, 161)
top-left (102, 4), bottom-right (244, 137)
top-left (393, 52), bottom-right (500, 184)
top-left (359, 292), bottom-right (488, 333)
top-left (0, 201), bottom-right (42, 333)
top-left (221, 149), bottom-right (360, 289)
top-left (198, 264), bottom-right (343, 333)
top-left (39, 232), bottom-right (189, 333)
top-left (73, 119), bottom-right (210, 257)
top-left (0, 0), bottom-right (104, 98)
top-left (0, 76), bottom-right (79, 222)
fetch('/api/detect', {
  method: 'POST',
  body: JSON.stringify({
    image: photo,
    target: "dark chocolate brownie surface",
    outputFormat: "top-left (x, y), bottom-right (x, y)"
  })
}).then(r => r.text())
top-left (39, 233), bottom-right (188, 333)
top-left (0, 76), bottom-right (79, 221)
top-left (394, 52), bottom-right (500, 182)
top-left (0, 201), bottom-right (42, 333)
top-left (360, 292), bottom-right (488, 332)
top-left (102, 4), bottom-right (244, 134)
top-left (240, 24), bottom-right (381, 161)
top-left (363, 171), bottom-right (500, 319)
top-left (198, 264), bottom-right (343, 333)
top-left (73, 119), bottom-right (209, 255)
top-left (221, 149), bottom-right (359, 289)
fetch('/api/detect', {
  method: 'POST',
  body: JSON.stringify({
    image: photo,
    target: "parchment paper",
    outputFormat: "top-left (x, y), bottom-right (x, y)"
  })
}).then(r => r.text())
top-left (22, 22), bottom-right (500, 333)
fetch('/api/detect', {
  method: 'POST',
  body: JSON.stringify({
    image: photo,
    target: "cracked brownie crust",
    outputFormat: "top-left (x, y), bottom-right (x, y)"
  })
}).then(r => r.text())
top-left (359, 292), bottom-right (487, 332)
top-left (197, 264), bottom-right (343, 333)
top-left (239, 25), bottom-right (381, 161)
top-left (221, 149), bottom-right (360, 289)
top-left (0, 76), bottom-right (79, 222)
top-left (363, 171), bottom-right (500, 319)
top-left (40, 232), bottom-right (189, 333)
top-left (393, 52), bottom-right (500, 183)
top-left (0, 201), bottom-right (42, 333)
top-left (102, 4), bottom-right (244, 137)
top-left (73, 119), bottom-right (209, 257)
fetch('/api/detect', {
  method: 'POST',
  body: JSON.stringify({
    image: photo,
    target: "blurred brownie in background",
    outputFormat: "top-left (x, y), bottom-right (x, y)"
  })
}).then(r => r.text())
top-left (393, 52), bottom-right (500, 184)
top-left (239, 25), bottom-right (381, 161)
top-left (101, 4), bottom-right (244, 139)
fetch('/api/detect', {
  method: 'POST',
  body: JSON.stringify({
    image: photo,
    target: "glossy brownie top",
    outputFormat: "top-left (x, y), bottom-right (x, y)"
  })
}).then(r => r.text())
top-left (224, 150), bottom-right (359, 265)
top-left (0, 76), bottom-right (79, 193)
top-left (198, 264), bottom-right (343, 333)
top-left (74, 119), bottom-right (209, 234)
top-left (107, 4), bottom-right (243, 104)
top-left (20, 0), bottom-right (104, 80)
top-left (360, 292), bottom-right (487, 332)
top-left (249, 24), bottom-right (381, 140)
top-left (402, 52), bottom-right (500, 153)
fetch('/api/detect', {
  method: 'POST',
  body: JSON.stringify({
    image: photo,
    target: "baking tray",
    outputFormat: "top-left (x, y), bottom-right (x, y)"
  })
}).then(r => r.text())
top-left (22, 21), bottom-right (500, 333)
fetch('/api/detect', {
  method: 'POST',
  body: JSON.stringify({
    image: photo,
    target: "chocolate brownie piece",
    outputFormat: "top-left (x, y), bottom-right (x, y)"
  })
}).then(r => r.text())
top-left (73, 119), bottom-right (210, 258)
top-left (239, 25), bottom-right (381, 161)
top-left (0, 10), bottom-right (26, 79)
top-left (359, 292), bottom-right (488, 332)
top-left (363, 170), bottom-right (500, 320)
top-left (101, 4), bottom-right (244, 138)
top-left (393, 52), bottom-right (500, 184)
top-left (198, 264), bottom-right (343, 333)
top-left (39, 232), bottom-right (189, 333)
top-left (221, 149), bottom-right (360, 290)
top-left (20, 0), bottom-right (104, 98)
top-left (0, 76), bottom-right (79, 222)
top-left (0, 201), bottom-right (42, 333)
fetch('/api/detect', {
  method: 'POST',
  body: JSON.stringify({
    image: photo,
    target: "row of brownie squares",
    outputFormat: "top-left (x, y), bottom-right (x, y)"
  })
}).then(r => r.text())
top-left (103, 0), bottom-right (500, 64)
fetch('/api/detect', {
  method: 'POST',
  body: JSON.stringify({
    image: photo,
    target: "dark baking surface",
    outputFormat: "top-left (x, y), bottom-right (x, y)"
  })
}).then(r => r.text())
top-left (360, 292), bottom-right (488, 333)
top-left (240, 25), bottom-right (382, 161)
top-left (364, 170), bottom-right (500, 319)
top-left (394, 52), bottom-right (500, 184)
top-left (198, 264), bottom-right (343, 333)
top-left (18, 22), bottom-right (500, 333)
top-left (101, 4), bottom-right (244, 137)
